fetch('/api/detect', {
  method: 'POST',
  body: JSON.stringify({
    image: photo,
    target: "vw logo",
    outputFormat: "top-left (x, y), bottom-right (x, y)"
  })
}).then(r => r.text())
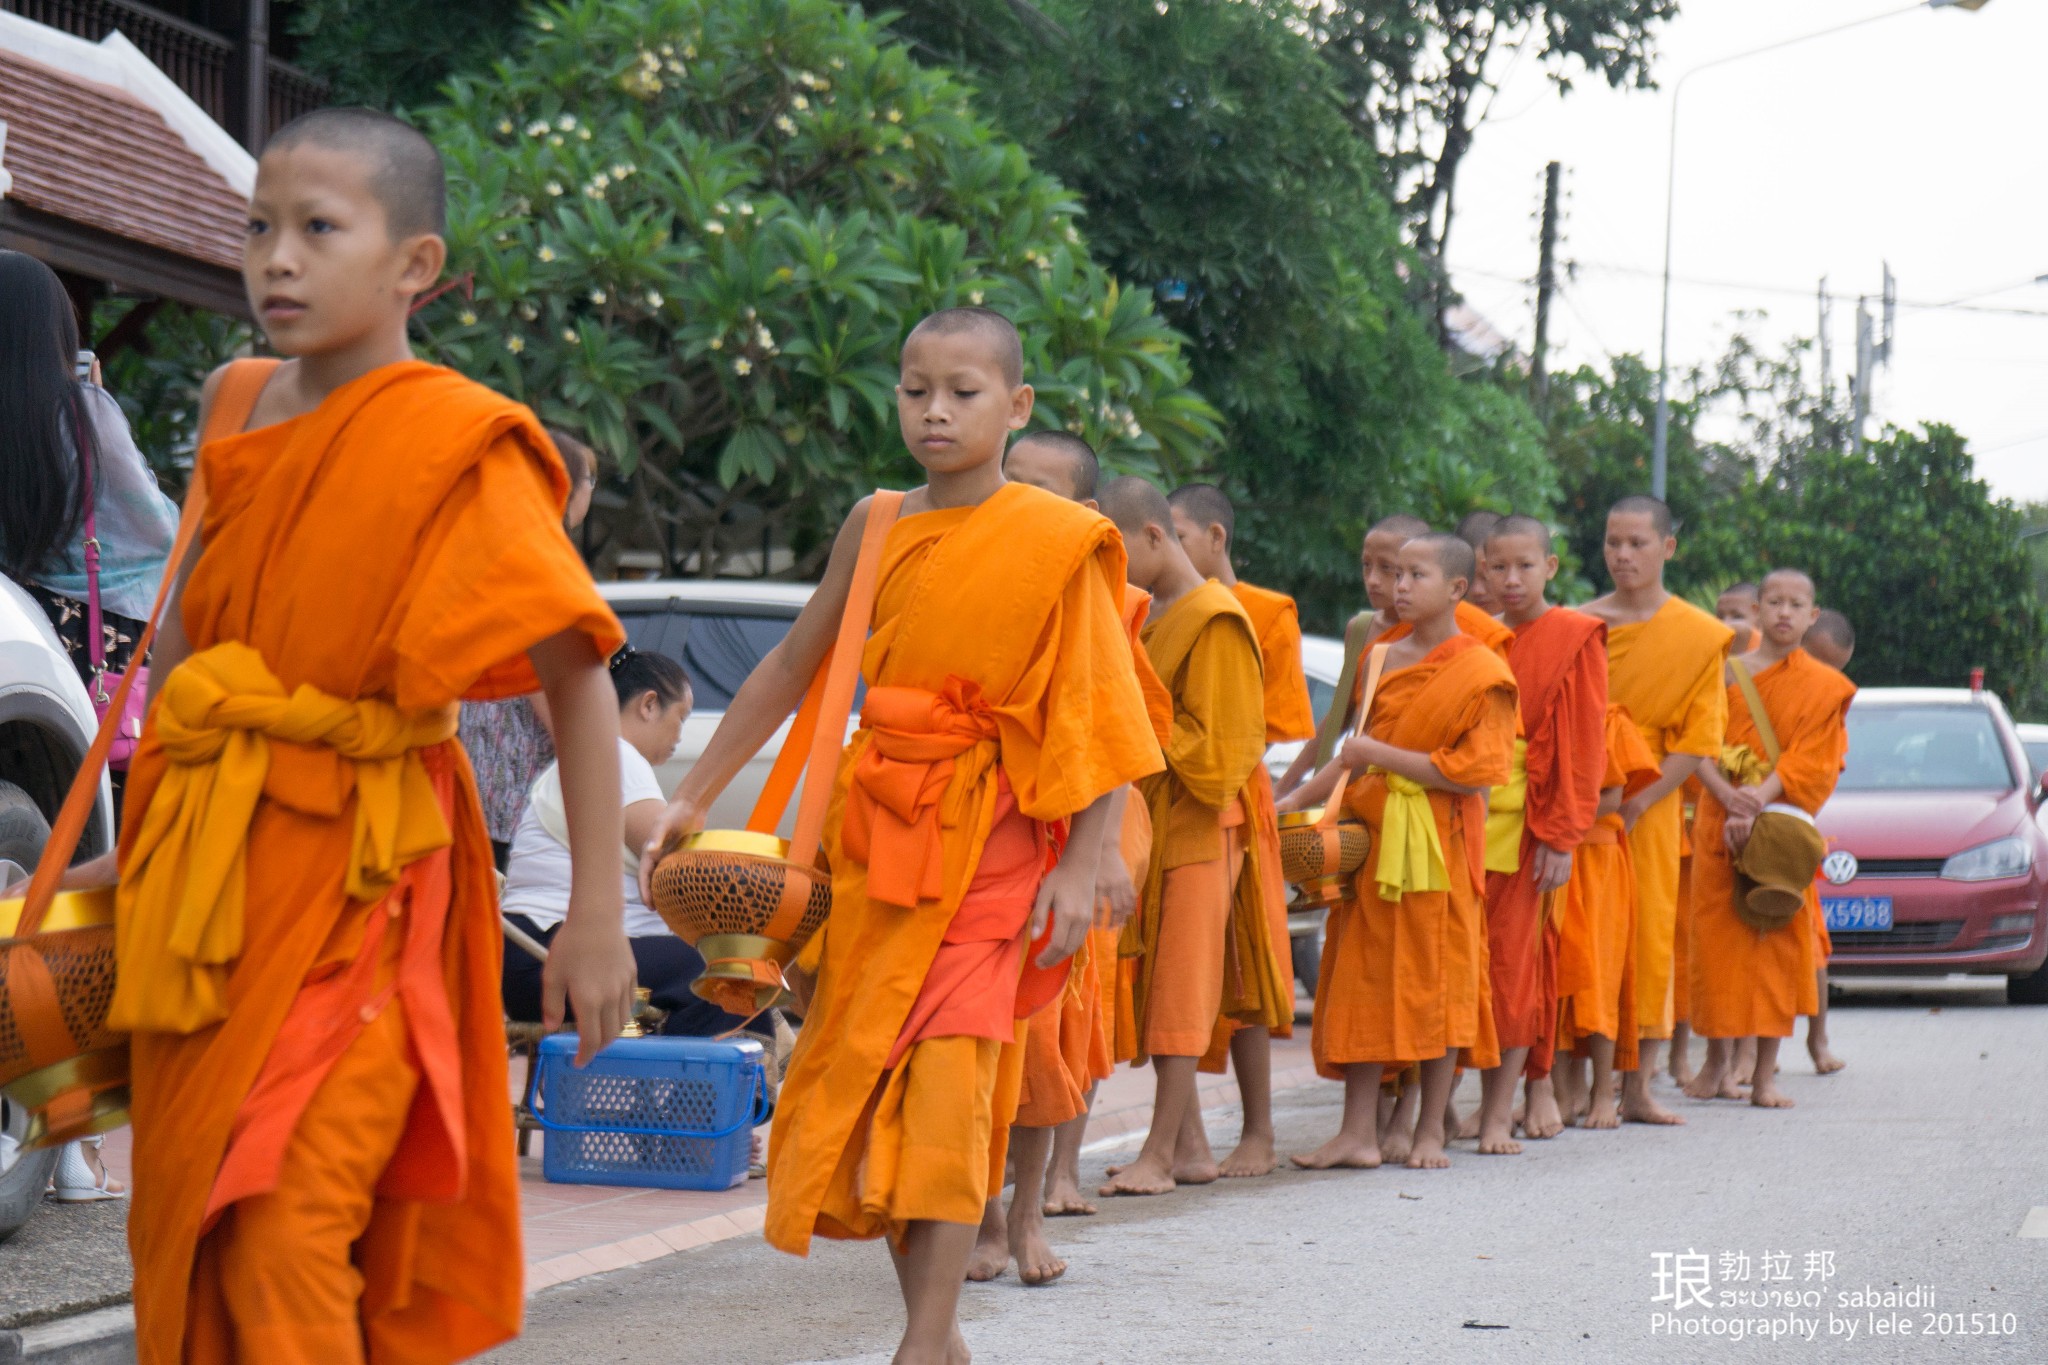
top-left (1822, 851), bottom-right (1859, 886)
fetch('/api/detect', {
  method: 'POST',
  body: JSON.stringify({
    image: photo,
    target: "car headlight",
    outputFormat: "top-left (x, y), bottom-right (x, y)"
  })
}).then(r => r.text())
top-left (1941, 836), bottom-right (2035, 882)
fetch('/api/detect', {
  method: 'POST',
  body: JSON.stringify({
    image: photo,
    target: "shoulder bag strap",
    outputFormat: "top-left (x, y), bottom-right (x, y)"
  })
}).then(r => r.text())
top-left (743, 491), bottom-right (905, 867)
top-left (1728, 657), bottom-right (1782, 765)
top-left (71, 394), bottom-right (107, 708)
top-left (1309, 642), bottom-right (1393, 835)
top-left (1311, 611), bottom-right (1375, 768)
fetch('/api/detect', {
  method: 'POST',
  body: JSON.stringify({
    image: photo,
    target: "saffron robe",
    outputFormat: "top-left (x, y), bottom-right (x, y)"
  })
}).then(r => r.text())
top-left (123, 359), bottom-right (621, 1365)
top-left (1557, 705), bottom-right (1660, 1065)
top-left (1123, 582), bottom-right (1279, 1059)
top-left (1689, 650), bottom-right (1854, 1038)
top-left (1605, 598), bottom-right (1733, 1042)
top-left (1484, 609), bottom-right (1606, 1074)
top-left (1016, 587), bottom-right (1171, 1124)
top-left (1312, 635), bottom-right (1517, 1073)
top-left (765, 484), bottom-right (1160, 1254)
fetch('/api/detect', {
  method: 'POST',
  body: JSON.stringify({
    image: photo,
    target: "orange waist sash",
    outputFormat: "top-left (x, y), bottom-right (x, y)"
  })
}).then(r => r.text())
top-left (842, 678), bottom-right (1001, 907)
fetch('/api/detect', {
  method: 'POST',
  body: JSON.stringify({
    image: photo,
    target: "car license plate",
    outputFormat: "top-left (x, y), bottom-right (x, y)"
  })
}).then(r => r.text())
top-left (1823, 896), bottom-right (1893, 931)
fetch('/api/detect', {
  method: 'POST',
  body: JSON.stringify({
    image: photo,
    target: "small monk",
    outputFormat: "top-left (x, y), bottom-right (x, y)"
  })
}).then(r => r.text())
top-left (646, 308), bottom-right (1161, 1362)
top-left (1456, 509), bottom-right (1505, 613)
top-left (1168, 481), bottom-right (1315, 1178)
top-left (1580, 495), bottom-right (1732, 1126)
top-left (1801, 607), bottom-right (1856, 1075)
top-left (963, 430), bottom-right (1167, 1284)
top-left (1472, 516), bottom-right (1607, 1151)
top-left (1685, 570), bottom-right (1854, 1108)
top-left (1097, 476), bottom-right (1279, 1198)
top-left (1553, 703), bottom-right (1659, 1128)
top-left (1716, 582), bottom-right (1761, 649)
top-left (1287, 534), bottom-right (1517, 1171)
top-left (79, 108), bottom-right (640, 1365)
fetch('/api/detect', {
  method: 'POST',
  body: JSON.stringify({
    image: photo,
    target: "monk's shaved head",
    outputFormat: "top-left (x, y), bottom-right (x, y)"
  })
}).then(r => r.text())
top-left (1369, 514), bottom-right (1431, 542)
top-left (1411, 531), bottom-right (1475, 583)
top-left (1723, 581), bottom-right (1759, 602)
top-left (1008, 430), bottom-right (1099, 501)
top-left (1807, 608), bottom-right (1855, 655)
top-left (1455, 509), bottom-right (1502, 550)
top-left (1099, 475), bottom-right (1173, 537)
top-left (265, 107), bottom-right (447, 237)
top-left (1168, 483), bottom-right (1235, 548)
top-left (906, 306), bottom-right (1023, 387)
top-left (1763, 567), bottom-right (1816, 599)
top-left (1486, 513), bottom-right (1552, 555)
top-left (1608, 493), bottom-right (1674, 537)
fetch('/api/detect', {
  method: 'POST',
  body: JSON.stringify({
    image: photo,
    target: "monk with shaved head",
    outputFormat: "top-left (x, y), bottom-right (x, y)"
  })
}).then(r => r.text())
top-left (1286, 532), bottom-right (1517, 1170)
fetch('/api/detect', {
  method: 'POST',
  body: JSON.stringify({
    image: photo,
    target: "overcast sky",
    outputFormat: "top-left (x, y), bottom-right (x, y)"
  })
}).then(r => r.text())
top-left (1447, 0), bottom-right (2048, 504)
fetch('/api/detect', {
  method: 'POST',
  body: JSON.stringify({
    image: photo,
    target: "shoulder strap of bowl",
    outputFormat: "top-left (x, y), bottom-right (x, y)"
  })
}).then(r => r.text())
top-left (1728, 657), bottom-right (1781, 765)
top-left (744, 491), bottom-right (905, 867)
top-left (1312, 611), bottom-right (1377, 768)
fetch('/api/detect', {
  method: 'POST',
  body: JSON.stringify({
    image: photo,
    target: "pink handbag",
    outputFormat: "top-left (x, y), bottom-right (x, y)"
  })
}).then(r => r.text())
top-left (73, 396), bottom-right (148, 770)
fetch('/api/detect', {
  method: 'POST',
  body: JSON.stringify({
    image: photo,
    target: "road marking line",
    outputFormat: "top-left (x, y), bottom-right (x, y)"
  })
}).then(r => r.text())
top-left (2017, 1207), bottom-right (2048, 1237)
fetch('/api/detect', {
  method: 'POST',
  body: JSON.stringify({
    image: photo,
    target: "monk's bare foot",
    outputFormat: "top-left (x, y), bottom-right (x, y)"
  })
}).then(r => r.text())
top-left (1041, 1169), bottom-right (1098, 1217)
top-left (1750, 1077), bottom-right (1796, 1108)
top-left (1621, 1083), bottom-right (1687, 1126)
top-left (1667, 1041), bottom-right (1695, 1089)
top-left (1099, 1155), bottom-right (1176, 1197)
top-left (1380, 1127), bottom-right (1414, 1166)
top-left (1681, 1065), bottom-right (1724, 1102)
top-left (1009, 1210), bottom-right (1066, 1287)
top-left (1218, 1131), bottom-right (1277, 1178)
top-left (1406, 1133), bottom-right (1451, 1169)
top-left (1583, 1092), bottom-right (1620, 1129)
top-left (1170, 1157), bottom-right (1220, 1185)
top-left (1522, 1084), bottom-right (1564, 1140)
top-left (965, 1200), bottom-right (1009, 1282)
top-left (1476, 1119), bottom-right (1521, 1156)
top-left (1290, 1133), bottom-right (1381, 1170)
top-left (1453, 1107), bottom-right (1481, 1141)
top-left (1808, 1034), bottom-right (1846, 1075)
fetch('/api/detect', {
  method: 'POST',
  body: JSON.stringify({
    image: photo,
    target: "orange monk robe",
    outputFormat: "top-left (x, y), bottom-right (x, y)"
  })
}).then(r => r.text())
top-left (1557, 705), bottom-right (1659, 1069)
top-left (1605, 599), bottom-right (1733, 1043)
top-left (766, 485), bottom-right (1160, 1254)
top-left (1017, 587), bottom-right (1171, 1124)
top-left (1689, 650), bottom-right (1854, 1039)
top-left (120, 360), bottom-right (622, 1365)
top-left (1673, 775), bottom-right (1701, 1027)
top-left (1123, 582), bottom-right (1281, 1060)
top-left (1485, 610), bottom-right (1607, 1078)
top-left (1312, 637), bottom-right (1517, 1075)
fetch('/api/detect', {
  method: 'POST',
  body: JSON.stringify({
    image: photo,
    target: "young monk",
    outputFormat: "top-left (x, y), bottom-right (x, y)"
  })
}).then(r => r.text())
top-left (1580, 496), bottom-right (1732, 1126)
top-left (963, 430), bottom-right (1167, 1284)
top-left (1168, 481), bottom-right (1314, 1178)
top-left (1685, 570), bottom-right (1854, 1109)
top-left (1287, 534), bottom-right (1518, 1171)
top-left (1472, 516), bottom-right (1607, 1151)
top-left (1456, 509), bottom-right (1505, 613)
top-left (1716, 582), bottom-right (1761, 649)
top-left (83, 108), bottom-right (640, 1365)
top-left (1801, 607), bottom-right (1855, 1075)
top-left (1097, 476), bottom-right (1280, 1198)
top-left (645, 308), bottom-right (1160, 1362)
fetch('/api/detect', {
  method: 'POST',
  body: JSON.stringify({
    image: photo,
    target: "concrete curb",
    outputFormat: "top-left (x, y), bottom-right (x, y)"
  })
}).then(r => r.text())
top-left (525, 1053), bottom-right (1327, 1297)
top-left (0, 1305), bottom-right (134, 1364)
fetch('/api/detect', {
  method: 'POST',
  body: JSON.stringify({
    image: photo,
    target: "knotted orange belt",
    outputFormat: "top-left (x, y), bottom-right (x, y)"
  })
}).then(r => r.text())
top-left (841, 678), bottom-right (1000, 908)
top-left (110, 641), bottom-right (457, 1034)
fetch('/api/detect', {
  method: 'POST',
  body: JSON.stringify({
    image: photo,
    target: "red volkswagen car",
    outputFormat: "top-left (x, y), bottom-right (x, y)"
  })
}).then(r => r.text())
top-left (1815, 687), bottom-right (2048, 1002)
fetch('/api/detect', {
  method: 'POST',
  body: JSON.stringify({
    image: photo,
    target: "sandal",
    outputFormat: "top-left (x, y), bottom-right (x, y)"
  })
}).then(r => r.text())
top-left (51, 1138), bottom-right (126, 1203)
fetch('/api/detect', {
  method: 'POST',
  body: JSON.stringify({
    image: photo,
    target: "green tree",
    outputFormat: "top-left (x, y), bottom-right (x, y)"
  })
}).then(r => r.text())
top-left (287, 0), bottom-right (535, 108)
top-left (416, 0), bottom-right (1216, 575)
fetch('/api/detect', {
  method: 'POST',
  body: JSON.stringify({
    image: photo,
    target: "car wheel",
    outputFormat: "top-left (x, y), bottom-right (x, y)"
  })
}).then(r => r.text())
top-left (1292, 922), bottom-right (1324, 995)
top-left (0, 779), bottom-right (60, 1242)
top-left (2007, 962), bottom-right (2048, 1005)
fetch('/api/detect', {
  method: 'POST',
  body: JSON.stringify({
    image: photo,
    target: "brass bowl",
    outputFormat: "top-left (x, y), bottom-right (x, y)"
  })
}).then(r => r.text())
top-left (649, 831), bottom-right (832, 1015)
top-left (1, 887), bottom-right (129, 1149)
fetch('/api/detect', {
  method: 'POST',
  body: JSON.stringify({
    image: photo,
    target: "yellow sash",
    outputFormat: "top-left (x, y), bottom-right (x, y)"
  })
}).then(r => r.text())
top-left (1483, 738), bottom-right (1528, 875)
top-left (109, 641), bottom-right (457, 1034)
top-left (1373, 771), bottom-right (1448, 903)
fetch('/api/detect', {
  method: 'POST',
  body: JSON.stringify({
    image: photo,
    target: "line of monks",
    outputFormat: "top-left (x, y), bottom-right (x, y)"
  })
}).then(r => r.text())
top-left (109, 106), bottom-right (1862, 1365)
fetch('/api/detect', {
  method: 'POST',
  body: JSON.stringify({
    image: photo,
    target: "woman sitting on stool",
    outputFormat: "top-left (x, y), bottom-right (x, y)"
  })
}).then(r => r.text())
top-left (501, 647), bottom-right (748, 1038)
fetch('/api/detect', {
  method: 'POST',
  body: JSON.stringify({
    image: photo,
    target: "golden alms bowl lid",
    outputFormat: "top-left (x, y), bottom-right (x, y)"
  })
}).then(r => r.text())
top-left (0, 885), bottom-right (116, 939)
top-left (673, 829), bottom-right (792, 860)
top-left (1276, 806), bottom-right (1328, 830)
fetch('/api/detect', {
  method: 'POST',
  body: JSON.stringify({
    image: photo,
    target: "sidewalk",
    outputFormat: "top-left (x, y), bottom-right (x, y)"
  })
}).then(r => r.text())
top-left (80, 1022), bottom-right (1322, 1302)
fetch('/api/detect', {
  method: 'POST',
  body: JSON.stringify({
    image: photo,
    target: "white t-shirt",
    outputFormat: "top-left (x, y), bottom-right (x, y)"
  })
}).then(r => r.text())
top-left (500, 737), bottom-right (670, 937)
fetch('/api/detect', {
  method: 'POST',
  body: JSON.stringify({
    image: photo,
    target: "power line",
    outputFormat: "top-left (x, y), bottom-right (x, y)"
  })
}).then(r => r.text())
top-left (1451, 258), bottom-right (2048, 318)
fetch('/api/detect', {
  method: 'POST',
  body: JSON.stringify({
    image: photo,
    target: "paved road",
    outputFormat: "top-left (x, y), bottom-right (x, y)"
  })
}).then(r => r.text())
top-left (497, 978), bottom-right (2048, 1364)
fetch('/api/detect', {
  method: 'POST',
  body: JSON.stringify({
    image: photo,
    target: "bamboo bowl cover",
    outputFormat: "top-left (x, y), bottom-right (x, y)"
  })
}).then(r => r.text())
top-left (0, 887), bottom-right (131, 1148)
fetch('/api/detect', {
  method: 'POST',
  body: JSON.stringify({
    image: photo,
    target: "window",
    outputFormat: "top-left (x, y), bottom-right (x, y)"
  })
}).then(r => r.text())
top-left (1306, 676), bottom-right (1337, 731)
top-left (2025, 742), bottom-right (2048, 782)
top-left (1838, 705), bottom-right (2016, 792)
top-left (615, 604), bottom-right (797, 710)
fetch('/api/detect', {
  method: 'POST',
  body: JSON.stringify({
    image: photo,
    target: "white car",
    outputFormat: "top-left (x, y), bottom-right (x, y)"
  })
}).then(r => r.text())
top-left (2017, 722), bottom-right (2048, 781)
top-left (0, 577), bottom-right (116, 1241)
top-left (598, 581), bottom-right (1346, 988)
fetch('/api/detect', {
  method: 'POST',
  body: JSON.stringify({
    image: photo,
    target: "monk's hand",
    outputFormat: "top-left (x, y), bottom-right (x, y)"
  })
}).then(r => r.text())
top-left (1618, 792), bottom-right (1652, 833)
top-left (638, 792), bottom-right (711, 908)
top-left (1532, 843), bottom-right (1574, 894)
top-left (1095, 854), bottom-right (1137, 932)
top-left (1032, 856), bottom-right (1095, 968)
top-left (1726, 785), bottom-right (1767, 821)
top-left (543, 908), bottom-right (638, 1067)
top-left (1724, 816), bottom-right (1755, 853)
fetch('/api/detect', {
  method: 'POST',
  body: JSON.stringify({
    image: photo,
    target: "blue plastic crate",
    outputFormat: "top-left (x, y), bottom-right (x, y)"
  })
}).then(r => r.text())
top-left (533, 1034), bottom-right (768, 1191)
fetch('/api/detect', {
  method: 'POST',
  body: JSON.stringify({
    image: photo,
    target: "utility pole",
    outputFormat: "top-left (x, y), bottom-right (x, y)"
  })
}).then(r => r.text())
top-left (1817, 276), bottom-right (1833, 449)
top-left (1852, 296), bottom-right (1873, 456)
top-left (1531, 161), bottom-right (1562, 411)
